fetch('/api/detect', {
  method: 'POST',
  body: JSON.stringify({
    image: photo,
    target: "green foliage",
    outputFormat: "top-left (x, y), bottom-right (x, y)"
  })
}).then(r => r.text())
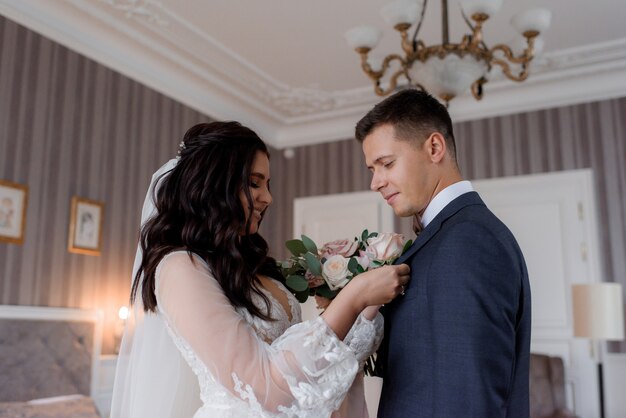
top-left (285, 239), bottom-right (307, 257)
top-left (286, 275), bottom-right (308, 292)
top-left (301, 235), bottom-right (318, 254)
top-left (347, 257), bottom-right (360, 275)
top-left (315, 284), bottom-right (338, 299)
top-left (295, 289), bottom-right (309, 303)
top-left (304, 252), bottom-right (322, 276)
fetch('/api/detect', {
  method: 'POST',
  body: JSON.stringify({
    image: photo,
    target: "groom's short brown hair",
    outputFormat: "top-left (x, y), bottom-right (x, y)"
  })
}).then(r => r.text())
top-left (355, 88), bottom-right (457, 161)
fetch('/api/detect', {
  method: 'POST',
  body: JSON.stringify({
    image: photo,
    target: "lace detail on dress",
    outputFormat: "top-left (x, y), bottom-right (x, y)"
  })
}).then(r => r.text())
top-left (272, 318), bottom-right (359, 417)
top-left (236, 282), bottom-right (301, 343)
top-left (344, 312), bottom-right (384, 366)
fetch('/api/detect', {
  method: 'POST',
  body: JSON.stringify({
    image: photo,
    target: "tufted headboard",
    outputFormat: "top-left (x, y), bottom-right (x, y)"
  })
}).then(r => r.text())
top-left (0, 305), bottom-right (103, 402)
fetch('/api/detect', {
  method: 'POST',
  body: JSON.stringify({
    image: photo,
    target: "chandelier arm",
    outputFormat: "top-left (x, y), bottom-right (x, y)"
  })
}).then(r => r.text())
top-left (470, 77), bottom-right (487, 100)
top-left (490, 58), bottom-right (530, 82)
top-left (490, 43), bottom-right (534, 65)
top-left (359, 53), bottom-right (409, 95)
top-left (375, 67), bottom-right (409, 96)
top-left (411, 0), bottom-right (428, 48)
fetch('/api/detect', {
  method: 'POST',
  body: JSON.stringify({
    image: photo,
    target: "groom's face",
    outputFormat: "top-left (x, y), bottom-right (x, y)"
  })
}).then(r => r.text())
top-left (363, 124), bottom-right (437, 218)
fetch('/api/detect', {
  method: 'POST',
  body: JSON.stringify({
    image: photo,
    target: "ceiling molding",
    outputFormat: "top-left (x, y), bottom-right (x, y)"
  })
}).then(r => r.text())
top-left (1, 1), bottom-right (625, 148)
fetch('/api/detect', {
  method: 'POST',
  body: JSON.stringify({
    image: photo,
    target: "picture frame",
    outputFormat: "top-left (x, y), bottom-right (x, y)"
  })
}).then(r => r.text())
top-left (68, 196), bottom-right (104, 256)
top-left (0, 180), bottom-right (28, 244)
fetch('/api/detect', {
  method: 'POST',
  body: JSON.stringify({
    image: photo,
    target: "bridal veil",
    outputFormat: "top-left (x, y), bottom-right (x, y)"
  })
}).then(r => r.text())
top-left (110, 159), bottom-right (201, 418)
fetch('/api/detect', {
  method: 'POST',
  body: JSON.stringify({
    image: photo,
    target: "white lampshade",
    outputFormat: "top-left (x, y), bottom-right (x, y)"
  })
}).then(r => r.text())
top-left (381, 0), bottom-right (422, 26)
top-left (511, 8), bottom-right (552, 35)
top-left (459, 0), bottom-right (503, 18)
top-left (572, 283), bottom-right (625, 341)
top-left (408, 54), bottom-right (487, 99)
top-left (345, 26), bottom-right (383, 50)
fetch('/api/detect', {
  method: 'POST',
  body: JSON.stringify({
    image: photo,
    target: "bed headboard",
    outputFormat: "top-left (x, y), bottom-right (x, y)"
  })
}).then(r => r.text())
top-left (0, 305), bottom-right (103, 402)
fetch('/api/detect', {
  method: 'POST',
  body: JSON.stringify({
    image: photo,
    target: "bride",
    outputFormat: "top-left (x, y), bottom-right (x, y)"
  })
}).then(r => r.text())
top-left (111, 121), bottom-right (410, 417)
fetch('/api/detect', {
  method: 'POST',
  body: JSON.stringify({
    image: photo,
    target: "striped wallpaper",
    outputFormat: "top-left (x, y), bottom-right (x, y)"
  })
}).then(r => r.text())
top-left (1, 15), bottom-right (625, 353)
top-left (0, 15), bottom-right (209, 352)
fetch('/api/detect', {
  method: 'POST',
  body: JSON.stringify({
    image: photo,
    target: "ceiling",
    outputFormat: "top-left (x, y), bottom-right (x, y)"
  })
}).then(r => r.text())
top-left (1, 0), bottom-right (626, 148)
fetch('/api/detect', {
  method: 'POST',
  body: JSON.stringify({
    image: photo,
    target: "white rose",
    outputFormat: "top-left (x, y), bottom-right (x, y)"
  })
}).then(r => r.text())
top-left (366, 233), bottom-right (405, 262)
top-left (322, 254), bottom-right (351, 290)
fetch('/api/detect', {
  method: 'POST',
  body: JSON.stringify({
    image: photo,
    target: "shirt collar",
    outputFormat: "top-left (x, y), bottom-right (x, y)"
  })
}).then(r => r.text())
top-left (421, 180), bottom-right (474, 227)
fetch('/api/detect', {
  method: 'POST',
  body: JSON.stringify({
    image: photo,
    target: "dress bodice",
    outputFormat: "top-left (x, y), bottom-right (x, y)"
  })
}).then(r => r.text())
top-left (234, 281), bottom-right (302, 344)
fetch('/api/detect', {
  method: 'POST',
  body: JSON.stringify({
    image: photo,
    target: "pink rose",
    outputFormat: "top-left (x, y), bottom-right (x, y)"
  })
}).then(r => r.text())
top-left (305, 270), bottom-right (325, 288)
top-left (320, 238), bottom-right (359, 258)
top-left (356, 250), bottom-right (371, 270)
top-left (366, 233), bottom-right (405, 262)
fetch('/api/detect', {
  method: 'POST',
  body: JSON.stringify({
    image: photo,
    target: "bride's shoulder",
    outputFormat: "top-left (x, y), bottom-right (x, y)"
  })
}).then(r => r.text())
top-left (156, 250), bottom-right (210, 278)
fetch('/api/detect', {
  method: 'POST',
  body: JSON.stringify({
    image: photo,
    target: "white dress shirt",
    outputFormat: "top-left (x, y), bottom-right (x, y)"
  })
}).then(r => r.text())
top-left (420, 180), bottom-right (474, 228)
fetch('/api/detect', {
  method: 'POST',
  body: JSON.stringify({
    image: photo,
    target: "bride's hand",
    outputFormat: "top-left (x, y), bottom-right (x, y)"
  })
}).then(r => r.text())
top-left (321, 264), bottom-right (410, 340)
top-left (348, 264), bottom-right (411, 308)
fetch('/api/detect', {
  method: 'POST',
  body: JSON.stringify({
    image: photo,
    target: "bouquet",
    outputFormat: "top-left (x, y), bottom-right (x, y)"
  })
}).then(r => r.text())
top-left (279, 230), bottom-right (411, 376)
top-left (279, 230), bottom-right (412, 303)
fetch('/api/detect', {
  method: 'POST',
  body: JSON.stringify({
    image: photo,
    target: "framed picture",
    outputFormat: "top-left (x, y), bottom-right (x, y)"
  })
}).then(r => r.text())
top-left (68, 197), bottom-right (104, 256)
top-left (0, 180), bottom-right (28, 244)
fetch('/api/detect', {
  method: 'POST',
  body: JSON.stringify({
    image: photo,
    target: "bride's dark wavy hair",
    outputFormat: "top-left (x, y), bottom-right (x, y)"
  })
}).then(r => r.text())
top-left (130, 121), bottom-right (283, 320)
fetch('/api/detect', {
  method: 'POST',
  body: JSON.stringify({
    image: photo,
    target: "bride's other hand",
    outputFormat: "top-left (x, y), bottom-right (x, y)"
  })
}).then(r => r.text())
top-left (314, 295), bottom-right (332, 310)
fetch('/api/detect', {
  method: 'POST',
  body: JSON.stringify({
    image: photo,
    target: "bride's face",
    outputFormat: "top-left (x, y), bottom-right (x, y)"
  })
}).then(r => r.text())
top-left (240, 151), bottom-right (272, 235)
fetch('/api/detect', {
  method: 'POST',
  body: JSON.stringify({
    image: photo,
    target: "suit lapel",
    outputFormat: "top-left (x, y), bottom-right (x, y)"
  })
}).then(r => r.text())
top-left (395, 192), bottom-right (485, 264)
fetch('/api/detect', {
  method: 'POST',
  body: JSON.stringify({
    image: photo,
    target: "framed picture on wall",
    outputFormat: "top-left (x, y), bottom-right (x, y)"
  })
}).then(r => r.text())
top-left (0, 180), bottom-right (28, 244)
top-left (68, 197), bottom-right (104, 256)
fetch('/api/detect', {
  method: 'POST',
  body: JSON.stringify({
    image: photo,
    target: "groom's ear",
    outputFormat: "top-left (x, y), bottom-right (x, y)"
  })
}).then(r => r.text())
top-left (423, 132), bottom-right (447, 163)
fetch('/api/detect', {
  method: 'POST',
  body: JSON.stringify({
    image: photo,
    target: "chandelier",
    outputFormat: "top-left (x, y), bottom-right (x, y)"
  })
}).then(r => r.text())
top-left (345, 0), bottom-right (552, 104)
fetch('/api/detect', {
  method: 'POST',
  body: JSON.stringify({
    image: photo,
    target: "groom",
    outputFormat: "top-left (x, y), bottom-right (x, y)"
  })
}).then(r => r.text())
top-left (356, 89), bottom-right (531, 417)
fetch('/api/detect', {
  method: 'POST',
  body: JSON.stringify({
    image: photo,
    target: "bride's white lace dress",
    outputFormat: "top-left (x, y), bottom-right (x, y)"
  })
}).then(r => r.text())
top-left (156, 251), bottom-right (383, 418)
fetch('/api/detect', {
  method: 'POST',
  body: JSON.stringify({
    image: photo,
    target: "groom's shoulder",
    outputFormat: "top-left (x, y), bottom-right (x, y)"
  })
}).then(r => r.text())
top-left (438, 204), bottom-right (512, 246)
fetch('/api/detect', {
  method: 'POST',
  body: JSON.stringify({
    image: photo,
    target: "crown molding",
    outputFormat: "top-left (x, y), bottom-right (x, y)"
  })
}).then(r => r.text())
top-left (1, 0), bottom-right (625, 148)
top-left (272, 38), bottom-right (626, 148)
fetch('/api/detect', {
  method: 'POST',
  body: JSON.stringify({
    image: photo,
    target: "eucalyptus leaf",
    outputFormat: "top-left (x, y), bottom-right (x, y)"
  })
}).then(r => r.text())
top-left (368, 231), bottom-right (379, 239)
top-left (301, 235), bottom-right (318, 254)
top-left (347, 257), bottom-right (360, 275)
top-left (402, 239), bottom-right (413, 254)
top-left (315, 284), bottom-right (338, 299)
top-left (295, 290), bottom-right (309, 303)
top-left (285, 265), bottom-right (304, 276)
top-left (286, 275), bottom-right (309, 292)
top-left (361, 229), bottom-right (369, 242)
top-left (285, 239), bottom-right (307, 256)
top-left (304, 252), bottom-right (323, 276)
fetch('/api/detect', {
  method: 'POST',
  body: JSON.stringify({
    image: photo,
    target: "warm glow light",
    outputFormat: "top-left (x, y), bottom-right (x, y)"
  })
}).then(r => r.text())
top-left (118, 306), bottom-right (130, 321)
top-left (572, 283), bottom-right (624, 341)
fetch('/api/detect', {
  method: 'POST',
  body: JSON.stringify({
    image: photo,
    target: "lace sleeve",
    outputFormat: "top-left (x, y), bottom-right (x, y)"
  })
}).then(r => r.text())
top-left (155, 252), bottom-right (358, 416)
top-left (343, 312), bottom-right (384, 366)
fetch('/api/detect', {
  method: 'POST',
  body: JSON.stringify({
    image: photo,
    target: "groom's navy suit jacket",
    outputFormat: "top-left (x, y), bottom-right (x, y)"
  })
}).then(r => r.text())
top-left (378, 192), bottom-right (531, 418)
